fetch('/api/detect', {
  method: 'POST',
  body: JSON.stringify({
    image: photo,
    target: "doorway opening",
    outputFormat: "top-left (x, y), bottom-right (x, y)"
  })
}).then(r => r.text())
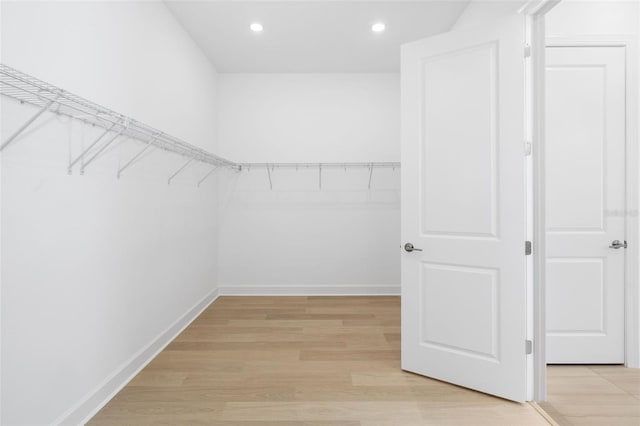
top-left (535, 1), bottom-right (639, 423)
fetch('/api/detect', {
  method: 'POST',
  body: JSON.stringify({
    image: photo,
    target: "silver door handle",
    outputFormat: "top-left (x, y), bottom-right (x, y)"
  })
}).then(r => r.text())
top-left (404, 243), bottom-right (423, 252)
top-left (609, 240), bottom-right (627, 249)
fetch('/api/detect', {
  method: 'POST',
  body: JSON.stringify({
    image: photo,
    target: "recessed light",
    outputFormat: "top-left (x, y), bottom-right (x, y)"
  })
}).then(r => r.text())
top-left (250, 23), bottom-right (263, 32)
top-left (371, 22), bottom-right (385, 33)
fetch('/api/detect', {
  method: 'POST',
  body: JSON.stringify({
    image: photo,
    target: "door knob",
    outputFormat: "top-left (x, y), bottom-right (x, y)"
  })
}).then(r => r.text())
top-left (404, 243), bottom-right (423, 252)
top-left (609, 240), bottom-right (627, 249)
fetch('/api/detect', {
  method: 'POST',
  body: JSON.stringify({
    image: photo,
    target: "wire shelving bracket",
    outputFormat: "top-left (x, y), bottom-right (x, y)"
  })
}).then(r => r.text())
top-left (1, 94), bottom-right (60, 152)
top-left (198, 165), bottom-right (219, 187)
top-left (168, 158), bottom-right (195, 185)
top-left (117, 134), bottom-right (159, 179)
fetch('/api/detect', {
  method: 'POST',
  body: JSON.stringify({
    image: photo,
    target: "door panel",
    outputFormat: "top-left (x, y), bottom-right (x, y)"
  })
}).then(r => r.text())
top-left (421, 263), bottom-right (499, 360)
top-left (545, 46), bottom-right (625, 364)
top-left (547, 258), bottom-right (606, 333)
top-left (401, 15), bottom-right (527, 402)
top-left (421, 42), bottom-right (498, 238)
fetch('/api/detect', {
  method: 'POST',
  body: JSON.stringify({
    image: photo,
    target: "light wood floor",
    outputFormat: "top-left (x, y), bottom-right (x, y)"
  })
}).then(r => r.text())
top-left (540, 365), bottom-right (640, 426)
top-left (89, 296), bottom-right (551, 425)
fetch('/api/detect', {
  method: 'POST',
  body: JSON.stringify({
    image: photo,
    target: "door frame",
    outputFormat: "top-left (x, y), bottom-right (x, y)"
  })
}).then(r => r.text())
top-left (533, 34), bottom-right (640, 399)
top-left (525, 1), bottom-right (557, 401)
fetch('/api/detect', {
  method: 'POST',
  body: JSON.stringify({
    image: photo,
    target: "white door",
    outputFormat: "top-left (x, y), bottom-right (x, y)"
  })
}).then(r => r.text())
top-left (401, 15), bottom-right (528, 402)
top-left (545, 46), bottom-right (626, 364)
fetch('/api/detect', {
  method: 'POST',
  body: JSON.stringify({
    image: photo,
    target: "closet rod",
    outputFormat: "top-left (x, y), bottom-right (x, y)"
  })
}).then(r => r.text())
top-left (0, 64), bottom-right (239, 170)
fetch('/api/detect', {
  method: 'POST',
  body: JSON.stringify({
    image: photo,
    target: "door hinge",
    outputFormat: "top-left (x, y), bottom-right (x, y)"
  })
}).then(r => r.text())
top-left (525, 241), bottom-right (532, 255)
top-left (526, 340), bottom-right (533, 355)
top-left (524, 141), bottom-right (532, 156)
top-left (524, 44), bottom-right (532, 58)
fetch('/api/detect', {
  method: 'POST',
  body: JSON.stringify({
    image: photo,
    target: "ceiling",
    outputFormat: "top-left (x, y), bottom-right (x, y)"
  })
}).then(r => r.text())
top-left (164, 1), bottom-right (471, 73)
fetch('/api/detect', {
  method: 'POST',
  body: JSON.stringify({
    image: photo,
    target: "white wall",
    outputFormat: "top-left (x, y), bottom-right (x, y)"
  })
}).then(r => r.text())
top-left (0, 2), bottom-right (221, 424)
top-left (453, 0), bottom-right (527, 30)
top-left (546, 0), bottom-right (639, 37)
top-left (217, 74), bottom-right (401, 293)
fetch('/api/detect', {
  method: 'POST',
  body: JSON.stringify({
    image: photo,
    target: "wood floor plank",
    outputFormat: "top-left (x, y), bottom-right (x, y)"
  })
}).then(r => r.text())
top-left (299, 349), bottom-right (399, 361)
top-left (417, 402), bottom-right (551, 426)
top-left (342, 320), bottom-right (399, 327)
top-left (265, 313), bottom-right (376, 320)
top-left (545, 403), bottom-right (640, 417)
top-left (547, 375), bottom-right (629, 395)
top-left (292, 384), bottom-right (416, 401)
top-left (563, 416), bottom-right (640, 426)
top-left (167, 341), bottom-right (347, 351)
top-left (227, 319), bottom-right (344, 327)
top-left (219, 401), bottom-right (424, 423)
top-left (300, 326), bottom-right (399, 335)
top-left (546, 366), bottom-right (600, 377)
top-left (181, 372), bottom-right (354, 387)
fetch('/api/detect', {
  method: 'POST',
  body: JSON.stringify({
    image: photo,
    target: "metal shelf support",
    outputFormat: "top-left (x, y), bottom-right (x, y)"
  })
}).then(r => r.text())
top-left (168, 158), bottom-right (194, 185)
top-left (197, 165), bottom-right (219, 187)
top-left (267, 165), bottom-right (273, 190)
top-left (68, 123), bottom-right (117, 174)
top-left (117, 134), bottom-right (159, 179)
top-left (1, 95), bottom-right (60, 152)
top-left (80, 126), bottom-right (127, 175)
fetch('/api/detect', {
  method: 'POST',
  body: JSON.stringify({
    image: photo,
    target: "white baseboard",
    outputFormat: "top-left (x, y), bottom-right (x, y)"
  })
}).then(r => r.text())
top-left (219, 284), bottom-right (400, 296)
top-left (54, 288), bottom-right (220, 426)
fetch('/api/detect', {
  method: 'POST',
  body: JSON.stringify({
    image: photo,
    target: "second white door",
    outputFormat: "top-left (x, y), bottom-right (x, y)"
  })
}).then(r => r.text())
top-left (545, 45), bottom-right (626, 364)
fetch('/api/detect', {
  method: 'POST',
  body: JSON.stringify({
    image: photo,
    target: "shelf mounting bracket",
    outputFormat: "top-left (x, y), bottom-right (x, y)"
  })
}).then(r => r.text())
top-left (197, 165), bottom-right (219, 187)
top-left (168, 158), bottom-right (194, 185)
top-left (1, 95), bottom-right (61, 152)
top-left (80, 126), bottom-right (127, 175)
top-left (267, 164), bottom-right (273, 190)
top-left (68, 123), bottom-right (117, 174)
top-left (117, 134), bottom-right (160, 179)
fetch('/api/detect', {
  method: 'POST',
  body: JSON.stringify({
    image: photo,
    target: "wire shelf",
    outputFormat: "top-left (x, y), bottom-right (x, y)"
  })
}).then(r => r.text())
top-left (0, 63), bottom-right (239, 169)
top-left (0, 63), bottom-right (401, 184)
